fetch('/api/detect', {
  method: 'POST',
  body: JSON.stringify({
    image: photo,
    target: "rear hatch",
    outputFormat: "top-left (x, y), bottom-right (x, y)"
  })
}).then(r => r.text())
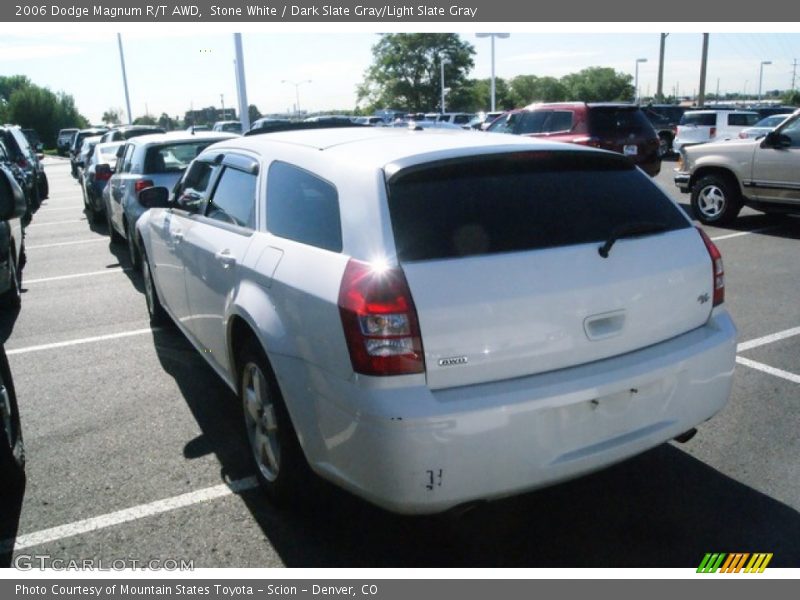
top-left (386, 150), bottom-right (713, 390)
top-left (676, 112), bottom-right (717, 144)
top-left (587, 106), bottom-right (659, 165)
top-left (142, 140), bottom-right (222, 188)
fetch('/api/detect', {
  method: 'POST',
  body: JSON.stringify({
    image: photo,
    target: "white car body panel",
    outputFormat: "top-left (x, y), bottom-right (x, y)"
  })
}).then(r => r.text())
top-left (137, 127), bottom-right (738, 514)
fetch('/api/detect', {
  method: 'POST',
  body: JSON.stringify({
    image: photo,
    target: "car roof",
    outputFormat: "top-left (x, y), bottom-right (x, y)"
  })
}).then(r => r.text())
top-left (683, 109), bottom-right (758, 114)
top-left (127, 131), bottom-right (237, 147)
top-left (207, 126), bottom-right (602, 172)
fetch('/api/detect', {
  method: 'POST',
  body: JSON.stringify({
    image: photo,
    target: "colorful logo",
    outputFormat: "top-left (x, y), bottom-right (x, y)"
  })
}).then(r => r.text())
top-left (697, 553), bottom-right (773, 573)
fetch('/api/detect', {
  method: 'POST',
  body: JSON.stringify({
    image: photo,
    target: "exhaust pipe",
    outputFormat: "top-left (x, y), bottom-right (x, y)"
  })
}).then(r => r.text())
top-left (673, 428), bottom-right (697, 444)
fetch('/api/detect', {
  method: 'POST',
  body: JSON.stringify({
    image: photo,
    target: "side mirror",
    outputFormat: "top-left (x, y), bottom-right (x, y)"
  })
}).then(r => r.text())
top-left (138, 186), bottom-right (171, 208)
top-left (0, 168), bottom-right (28, 220)
top-left (763, 131), bottom-right (791, 149)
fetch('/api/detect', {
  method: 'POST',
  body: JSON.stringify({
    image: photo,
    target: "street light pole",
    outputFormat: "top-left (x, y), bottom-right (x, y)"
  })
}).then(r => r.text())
top-left (117, 34), bottom-right (133, 125)
top-left (634, 58), bottom-right (648, 104)
top-left (758, 61), bottom-right (772, 102)
top-left (282, 79), bottom-right (311, 114)
top-left (476, 33), bottom-right (510, 112)
top-left (440, 56), bottom-right (449, 114)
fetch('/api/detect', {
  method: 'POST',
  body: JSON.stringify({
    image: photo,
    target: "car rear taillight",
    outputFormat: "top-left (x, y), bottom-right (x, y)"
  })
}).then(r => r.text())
top-left (134, 179), bottom-right (155, 193)
top-left (697, 227), bottom-right (724, 306)
top-left (17, 158), bottom-right (29, 169)
top-left (710, 127), bottom-right (717, 138)
top-left (95, 169), bottom-right (112, 182)
top-left (738, 132), bottom-right (747, 139)
top-left (338, 258), bottom-right (425, 376)
top-left (572, 136), bottom-right (602, 148)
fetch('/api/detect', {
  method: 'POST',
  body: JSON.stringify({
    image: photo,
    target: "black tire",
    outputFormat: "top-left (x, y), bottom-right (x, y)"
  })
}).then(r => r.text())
top-left (39, 172), bottom-right (49, 201)
top-left (141, 249), bottom-right (167, 326)
top-left (690, 173), bottom-right (743, 225)
top-left (106, 209), bottom-right (123, 244)
top-left (238, 340), bottom-right (310, 507)
top-left (0, 346), bottom-right (25, 492)
top-left (126, 222), bottom-right (141, 269)
top-left (0, 249), bottom-right (22, 310)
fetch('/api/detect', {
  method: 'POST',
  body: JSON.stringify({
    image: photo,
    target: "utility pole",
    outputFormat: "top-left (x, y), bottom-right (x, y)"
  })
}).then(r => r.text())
top-left (234, 33), bottom-right (250, 132)
top-left (698, 33), bottom-right (709, 108)
top-left (220, 94), bottom-right (225, 121)
top-left (117, 34), bottom-right (133, 125)
top-left (792, 59), bottom-right (798, 91)
top-left (657, 33), bottom-right (668, 103)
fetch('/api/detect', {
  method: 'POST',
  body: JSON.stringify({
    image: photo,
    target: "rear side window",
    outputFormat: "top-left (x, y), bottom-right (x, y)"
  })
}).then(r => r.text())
top-left (589, 107), bottom-right (654, 136)
top-left (727, 113), bottom-right (759, 126)
top-left (516, 111), bottom-right (548, 134)
top-left (387, 151), bottom-right (689, 262)
top-left (144, 142), bottom-right (215, 174)
top-left (266, 161), bottom-right (342, 252)
top-left (544, 111), bottom-right (573, 132)
top-left (206, 167), bottom-right (257, 229)
top-left (680, 113), bottom-right (716, 127)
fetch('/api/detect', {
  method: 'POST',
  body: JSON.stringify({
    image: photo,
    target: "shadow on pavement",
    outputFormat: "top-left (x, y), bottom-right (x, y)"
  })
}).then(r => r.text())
top-left (150, 328), bottom-right (800, 568)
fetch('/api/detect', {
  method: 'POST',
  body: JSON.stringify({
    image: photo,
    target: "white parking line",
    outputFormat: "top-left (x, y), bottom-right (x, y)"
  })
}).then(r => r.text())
top-left (736, 357), bottom-right (800, 385)
top-left (710, 226), bottom-right (776, 241)
top-left (6, 328), bottom-right (160, 356)
top-left (26, 238), bottom-right (107, 250)
top-left (35, 206), bottom-right (81, 213)
top-left (738, 326), bottom-right (800, 353)
top-left (25, 267), bottom-right (131, 285)
top-left (0, 477), bottom-right (258, 552)
top-left (25, 219), bottom-right (86, 227)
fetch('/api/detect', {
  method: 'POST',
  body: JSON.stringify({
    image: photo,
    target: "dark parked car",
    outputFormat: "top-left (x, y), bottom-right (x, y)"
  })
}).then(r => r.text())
top-left (0, 343), bottom-right (25, 496)
top-left (0, 165), bottom-right (27, 308)
top-left (70, 127), bottom-right (108, 179)
top-left (100, 125), bottom-right (165, 143)
top-left (488, 102), bottom-right (661, 176)
top-left (82, 141), bottom-right (123, 222)
top-left (57, 128), bottom-right (79, 156)
top-left (0, 141), bottom-right (31, 223)
top-left (642, 104), bottom-right (687, 155)
top-left (0, 125), bottom-right (47, 210)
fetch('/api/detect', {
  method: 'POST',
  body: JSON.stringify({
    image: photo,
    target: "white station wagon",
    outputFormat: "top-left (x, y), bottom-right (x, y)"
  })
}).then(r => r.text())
top-left (136, 126), bottom-right (737, 514)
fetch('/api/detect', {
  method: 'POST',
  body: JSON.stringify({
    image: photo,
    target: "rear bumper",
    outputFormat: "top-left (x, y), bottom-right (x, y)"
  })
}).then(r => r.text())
top-left (275, 309), bottom-right (737, 514)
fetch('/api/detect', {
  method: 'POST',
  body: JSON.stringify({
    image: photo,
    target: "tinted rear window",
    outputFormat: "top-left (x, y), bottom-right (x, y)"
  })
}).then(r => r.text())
top-left (589, 107), bottom-right (655, 137)
top-left (144, 142), bottom-right (216, 173)
top-left (680, 113), bottom-right (716, 126)
top-left (727, 113), bottom-right (759, 126)
top-left (387, 151), bottom-right (689, 262)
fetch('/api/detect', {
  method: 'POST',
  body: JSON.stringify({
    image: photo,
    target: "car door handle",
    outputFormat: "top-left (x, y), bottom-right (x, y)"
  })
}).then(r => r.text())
top-left (215, 249), bottom-right (235, 268)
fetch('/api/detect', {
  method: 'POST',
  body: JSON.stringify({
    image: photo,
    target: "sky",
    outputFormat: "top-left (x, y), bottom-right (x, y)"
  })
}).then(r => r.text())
top-left (2, 25), bottom-right (799, 124)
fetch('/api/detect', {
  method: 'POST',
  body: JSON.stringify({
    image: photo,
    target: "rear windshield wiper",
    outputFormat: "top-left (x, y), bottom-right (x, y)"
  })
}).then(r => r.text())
top-left (598, 221), bottom-right (669, 258)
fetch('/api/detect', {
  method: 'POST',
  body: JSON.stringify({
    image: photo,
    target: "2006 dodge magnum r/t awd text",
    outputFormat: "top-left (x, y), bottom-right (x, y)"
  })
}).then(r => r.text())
top-left (134, 126), bottom-right (737, 514)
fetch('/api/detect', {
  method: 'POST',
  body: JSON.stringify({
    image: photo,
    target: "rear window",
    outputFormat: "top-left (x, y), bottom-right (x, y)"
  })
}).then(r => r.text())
top-left (680, 113), bottom-right (717, 127)
top-left (144, 142), bottom-right (216, 174)
top-left (387, 151), bottom-right (689, 262)
top-left (727, 113), bottom-right (759, 127)
top-left (589, 107), bottom-right (654, 137)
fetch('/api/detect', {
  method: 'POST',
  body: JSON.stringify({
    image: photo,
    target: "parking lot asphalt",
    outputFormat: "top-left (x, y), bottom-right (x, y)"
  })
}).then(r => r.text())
top-left (0, 155), bottom-right (798, 569)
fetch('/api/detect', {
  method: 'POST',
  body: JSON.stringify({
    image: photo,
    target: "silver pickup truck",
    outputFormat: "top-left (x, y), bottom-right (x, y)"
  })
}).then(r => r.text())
top-left (674, 108), bottom-right (800, 224)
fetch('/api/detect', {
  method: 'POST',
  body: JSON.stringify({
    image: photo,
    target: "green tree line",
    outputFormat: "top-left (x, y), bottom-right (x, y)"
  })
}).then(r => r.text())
top-left (0, 75), bottom-right (88, 148)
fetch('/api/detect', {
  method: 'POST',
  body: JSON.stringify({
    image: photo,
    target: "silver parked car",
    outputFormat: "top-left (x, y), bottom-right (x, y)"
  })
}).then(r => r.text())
top-left (103, 132), bottom-right (236, 267)
top-left (0, 164), bottom-right (28, 308)
top-left (135, 127), bottom-right (736, 514)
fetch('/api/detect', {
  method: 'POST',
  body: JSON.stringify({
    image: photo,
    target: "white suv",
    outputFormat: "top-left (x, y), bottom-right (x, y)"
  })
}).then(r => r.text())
top-left (136, 127), bottom-right (737, 514)
top-left (673, 109), bottom-right (759, 152)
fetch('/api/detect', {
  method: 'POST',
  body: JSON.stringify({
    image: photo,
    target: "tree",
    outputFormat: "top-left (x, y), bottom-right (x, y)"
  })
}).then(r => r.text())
top-left (248, 104), bottom-right (262, 123)
top-left (133, 114), bottom-right (157, 125)
top-left (157, 113), bottom-right (176, 130)
top-left (461, 78), bottom-right (514, 112)
top-left (0, 76), bottom-right (88, 148)
top-left (782, 90), bottom-right (800, 106)
top-left (560, 67), bottom-right (633, 102)
top-left (357, 34), bottom-right (475, 113)
top-left (102, 108), bottom-right (123, 125)
top-left (509, 75), bottom-right (567, 106)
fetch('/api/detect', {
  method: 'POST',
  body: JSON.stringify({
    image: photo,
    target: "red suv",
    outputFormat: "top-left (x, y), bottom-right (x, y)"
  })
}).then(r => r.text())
top-left (487, 102), bottom-right (661, 176)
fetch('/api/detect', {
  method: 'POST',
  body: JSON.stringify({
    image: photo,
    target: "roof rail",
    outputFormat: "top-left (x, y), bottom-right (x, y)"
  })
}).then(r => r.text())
top-left (244, 121), bottom-right (366, 137)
